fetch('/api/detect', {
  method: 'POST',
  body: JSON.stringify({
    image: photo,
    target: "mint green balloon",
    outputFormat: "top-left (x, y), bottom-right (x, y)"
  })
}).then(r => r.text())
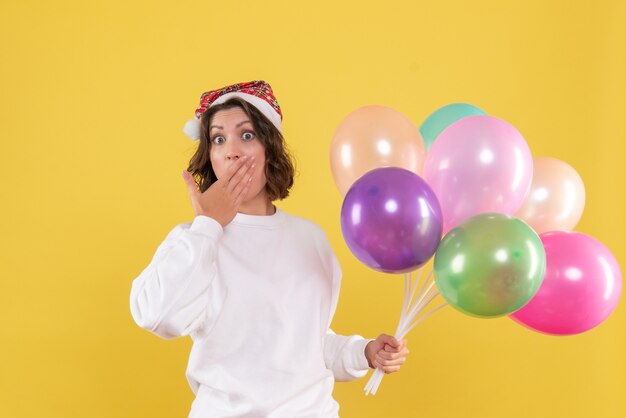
top-left (434, 213), bottom-right (546, 318)
top-left (419, 103), bottom-right (486, 150)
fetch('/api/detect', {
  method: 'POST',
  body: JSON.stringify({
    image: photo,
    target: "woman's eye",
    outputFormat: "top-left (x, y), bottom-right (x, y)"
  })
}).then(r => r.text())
top-left (212, 136), bottom-right (225, 144)
top-left (242, 132), bottom-right (255, 141)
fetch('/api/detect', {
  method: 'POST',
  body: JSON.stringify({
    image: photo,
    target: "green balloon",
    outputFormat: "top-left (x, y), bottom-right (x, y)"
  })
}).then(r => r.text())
top-left (434, 213), bottom-right (546, 318)
top-left (419, 103), bottom-right (486, 150)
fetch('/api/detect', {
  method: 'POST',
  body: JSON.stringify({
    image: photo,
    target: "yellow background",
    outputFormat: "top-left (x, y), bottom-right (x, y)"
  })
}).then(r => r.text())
top-left (1, 0), bottom-right (624, 417)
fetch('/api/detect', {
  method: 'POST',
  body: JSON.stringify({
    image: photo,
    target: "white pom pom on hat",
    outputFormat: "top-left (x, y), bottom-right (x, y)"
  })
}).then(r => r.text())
top-left (183, 117), bottom-right (201, 140)
top-left (182, 80), bottom-right (283, 141)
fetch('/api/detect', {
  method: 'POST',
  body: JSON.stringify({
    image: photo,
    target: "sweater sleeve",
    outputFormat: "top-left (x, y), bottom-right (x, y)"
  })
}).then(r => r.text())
top-left (129, 215), bottom-right (225, 340)
top-left (316, 228), bottom-right (375, 382)
top-left (324, 329), bottom-right (375, 381)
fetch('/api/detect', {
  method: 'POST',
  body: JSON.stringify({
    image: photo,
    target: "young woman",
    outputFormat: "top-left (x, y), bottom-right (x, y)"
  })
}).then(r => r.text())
top-left (130, 80), bottom-right (409, 417)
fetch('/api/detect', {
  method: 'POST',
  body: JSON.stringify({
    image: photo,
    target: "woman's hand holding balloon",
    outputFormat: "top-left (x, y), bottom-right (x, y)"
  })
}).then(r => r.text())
top-left (365, 334), bottom-right (409, 374)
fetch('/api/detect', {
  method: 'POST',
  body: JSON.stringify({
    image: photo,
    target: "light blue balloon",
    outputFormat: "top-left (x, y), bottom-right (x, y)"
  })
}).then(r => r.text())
top-left (419, 103), bottom-right (486, 150)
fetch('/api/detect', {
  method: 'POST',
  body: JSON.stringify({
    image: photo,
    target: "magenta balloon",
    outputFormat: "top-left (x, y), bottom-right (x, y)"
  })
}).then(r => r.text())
top-left (510, 231), bottom-right (622, 336)
top-left (340, 167), bottom-right (443, 274)
top-left (423, 115), bottom-right (533, 233)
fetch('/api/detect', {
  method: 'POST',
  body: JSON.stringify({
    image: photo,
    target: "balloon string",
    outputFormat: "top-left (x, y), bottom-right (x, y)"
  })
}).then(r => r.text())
top-left (396, 272), bottom-right (411, 336)
top-left (381, 271), bottom-right (416, 396)
top-left (414, 268), bottom-right (432, 307)
top-left (396, 268), bottom-right (422, 336)
top-left (365, 267), bottom-right (447, 395)
top-left (399, 286), bottom-right (437, 336)
top-left (407, 267), bottom-right (424, 311)
top-left (367, 298), bottom-right (446, 396)
top-left (399, 302), bottom-right (448, 340)
top-left (401, 272), bottom-right (436, 331)
top-left (365, 267), bottom-right (447, 396)
top-left (412, 286), bottom-right (440, 320)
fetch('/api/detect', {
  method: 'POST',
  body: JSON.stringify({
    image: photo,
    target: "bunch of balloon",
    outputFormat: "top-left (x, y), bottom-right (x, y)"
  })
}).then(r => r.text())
top-left (330, 103), bottom-right (623, 396)
top-left (421, 106), bottom-right (551, 322)
top-left (509, 158), bottom-right (622, 335)
top-left (422, 108), bottom-right (622, 336)
top-left (330, 106), bottom-right (444, 396)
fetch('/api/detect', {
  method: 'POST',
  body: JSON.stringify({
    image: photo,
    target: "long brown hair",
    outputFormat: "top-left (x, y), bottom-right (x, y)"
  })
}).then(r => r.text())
top-left (187, 97), bottom-right (296, 201)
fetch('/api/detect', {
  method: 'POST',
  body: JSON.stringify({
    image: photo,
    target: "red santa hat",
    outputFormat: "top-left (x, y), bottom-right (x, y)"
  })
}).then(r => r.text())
top-left (183, 80), bottom-right (283, 140)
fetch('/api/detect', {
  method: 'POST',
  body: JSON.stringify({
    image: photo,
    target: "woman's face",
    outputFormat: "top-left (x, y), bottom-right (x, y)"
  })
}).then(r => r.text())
top-left (208, 107), bottom-right (268, 200)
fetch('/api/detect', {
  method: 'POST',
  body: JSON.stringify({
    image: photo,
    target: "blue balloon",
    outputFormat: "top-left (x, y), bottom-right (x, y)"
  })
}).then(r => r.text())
top-left (340, 167), bottom-right (443, 274)
top-left (419, 103), bottom-right (486, 150)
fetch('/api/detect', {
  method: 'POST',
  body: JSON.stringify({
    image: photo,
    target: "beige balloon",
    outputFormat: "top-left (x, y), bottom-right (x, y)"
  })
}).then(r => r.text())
top-left (329, 105), bottom-right (426, 196)
top-left (515, 157), bottom-right (586, 233)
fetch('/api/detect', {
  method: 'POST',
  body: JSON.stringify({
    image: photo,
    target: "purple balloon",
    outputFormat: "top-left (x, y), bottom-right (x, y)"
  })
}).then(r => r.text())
top-left (340, 167), bottom-right (443, 274)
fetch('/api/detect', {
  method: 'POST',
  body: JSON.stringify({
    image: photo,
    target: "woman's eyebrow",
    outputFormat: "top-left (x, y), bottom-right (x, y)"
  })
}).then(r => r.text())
top-left (210, 120), bottom-right (253, 132)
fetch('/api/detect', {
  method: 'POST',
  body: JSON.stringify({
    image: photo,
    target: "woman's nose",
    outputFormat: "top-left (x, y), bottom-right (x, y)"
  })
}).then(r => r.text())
top-left (227, 152), bottom-right (248, 162)
top-left (225, 141), bottom-right (243, 160)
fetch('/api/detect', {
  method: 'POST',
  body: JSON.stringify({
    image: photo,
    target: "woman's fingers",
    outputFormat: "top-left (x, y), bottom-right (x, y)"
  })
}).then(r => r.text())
top-left (384, 339), bottom-right (407, 352)
top-left (181, 170), bottom-right (199, 197)
top-left (226, 157), bottom-right (255, 195)
top-left (181, 156), bottom-right (255, 222)
top-left (233, 172), bottom-right (253, 201)
top-left (372, 353), bottom-right (407, 372)
top-left (228, 163), bottom-right (254, 198)
top-left (372, 342), bottom-right (409, 373)
top-left (375, 354), bottom-right (407, 366)
top-left (377, 347), bottom-right (409, 360)
top-left (371, 356), bottom-right (404, 373)
top-left (224, 156), bottom-right (250, 182)
top-left (233, 176), bottom-right (252, 207)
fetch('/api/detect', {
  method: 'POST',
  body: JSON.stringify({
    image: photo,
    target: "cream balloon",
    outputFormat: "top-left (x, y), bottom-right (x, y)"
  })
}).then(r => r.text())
top-left (515, 157), bottom-right (586, 233)
top-left (329, 105), bottom-right (426, 196)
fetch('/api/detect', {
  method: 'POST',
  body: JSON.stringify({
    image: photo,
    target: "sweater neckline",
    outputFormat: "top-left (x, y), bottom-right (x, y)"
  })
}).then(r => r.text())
top-left (231, 204), bottom-right (284, 227)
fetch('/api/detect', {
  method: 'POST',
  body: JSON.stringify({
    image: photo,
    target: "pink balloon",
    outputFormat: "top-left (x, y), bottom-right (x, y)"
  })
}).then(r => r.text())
top-left (510, 231), bottom-right (622, 336)
top-left (423, 115), bottom-right (533, 233)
